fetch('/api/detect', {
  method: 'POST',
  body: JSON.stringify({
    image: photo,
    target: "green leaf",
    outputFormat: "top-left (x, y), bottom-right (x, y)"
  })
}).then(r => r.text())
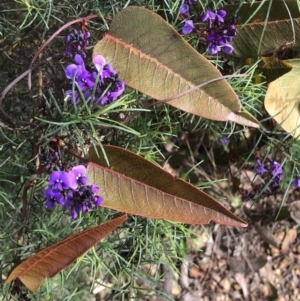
top-left (6, 215), bottom-right (127, 291)
top-left (264, 59), bottom-right (300, 138)
top-left (93, 6), bottom-right (259, 128)
top-left (87, 145), bottom-right (248, 228)
top-left (225, 0), bottom-right (300, 57)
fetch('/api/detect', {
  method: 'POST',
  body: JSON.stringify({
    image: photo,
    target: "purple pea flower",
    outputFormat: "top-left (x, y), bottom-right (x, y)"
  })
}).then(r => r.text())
top-left (45, 199), bottom-right (55, 210)
top-left (44, 162), bottom-right (104, 218)
top-left (70, 165), bottom-right (88, 185)
top-left (48, 171), bottom-right (77, 191)
top-left (220, 42), bottom-right (234, 54)
top-left (216, 9), bottom-right (226, 22)
top-left (70, 208), bottom-right (78, 219)
top-left (90, 185), bottom-right (104, 206)
top-left (200, 9), bottom-right (237, 55)
top-left (206, 43), bottom-right (220, 55)
top-left (254, 159), bottom-right (267, 175)
top-left (271, 161), bottom-right (284, 179)
top-left (220, 137), bottom-right (229, 144)
top-left (222, 24), bottom-right (237, 42)
top-left (201, 10), bottom-right (217, 23)
top-left (96, 80), bottom-right (125, 105)
top-left (182, 20), bottom-right (194, 35)
top-left (41, 151), bottom-right (61, 170)
top-left (65, 54), bottom-right (95, 90)
top-left (93, 55), bottom-right (107, 73)
top-left (268, 161), bottom-right (284, 188)
top-left (44, 188), bottom-right (65, 207)
top-left (64, 185), bottom-right (103, 219)
top-left (65, 39), bottom-right (125, 106)
top-left (180, 3), bottom-right (189, 16)
top-left (65, 29), bottom-right (91, 58)
top-left (202, 9), bottom-right (226, 24)
top-left (294, 176), bottom-right (300, 188)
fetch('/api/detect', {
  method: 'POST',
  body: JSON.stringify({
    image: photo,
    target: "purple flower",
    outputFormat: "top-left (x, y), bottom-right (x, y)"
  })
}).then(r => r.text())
top-left (65, 46), bottom-right (125, 106)
top-left (41, 151), bottom-right (61, 170)
top-left (180, 3), bottom-right (189, 16)
top-left (220, 43), bottom-right (234, 54)
top-left (254, 159), bottom-right (267, 175)
top-left (101, 64), bottom-right (118, 80)
top-left (222, 24), bottom-right (237, 42)
top-left (220, 137), bottom-right (229, 144)
top-left (202, 9), bottom-right (226, 24)
top-left (294, 177), bottom-right (300, 188)
top-left (216, 9), bottom-right (226, 21)
top-left (44, 188), bottom-right (65, 206)
top-left (90, 184), bottom-right (104, 206)
top-left (206, 43), bottom-right (220, 55)
top-left (271, 161), bottom-right (283, 178)
top-left (45, 199), bottom-right (55, 210)
top-left (64, 185), bottom-right (103, 219)
top-left (65, 54), bottom-right (95, 90)
top-left (96, 79), bottom-right (125, 105)
top-left (70, 165), bottom-right (88, 185)
top-left (94, 195), bottom-right (104, 206)
top-left (268, 161), bottom-right (284, 187)
top-left (70, 208), bottom-right (78, 219)
top-left (201, 9), bottom-right (237, 55)
top-left (44, 163), bottom-right (104, 218)
top-left (65, 29), bottom-right (91, 58)
top-left (201, 10), bottom-right (217, 23)
top-left (64, 190), bottom-right (75, 209)
top-left (93, 55), bottom-right (107, 73)
top-left (49, 171), bottom-right (77, 191)
top-left (182, 20), bottom-right (194, 35)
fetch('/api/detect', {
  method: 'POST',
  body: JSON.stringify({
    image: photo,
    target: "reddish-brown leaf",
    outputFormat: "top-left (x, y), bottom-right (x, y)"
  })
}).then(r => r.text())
top-left (6, 215), bottom-right (127, 291)
top-left (87, 146), bottom-right (247, 228)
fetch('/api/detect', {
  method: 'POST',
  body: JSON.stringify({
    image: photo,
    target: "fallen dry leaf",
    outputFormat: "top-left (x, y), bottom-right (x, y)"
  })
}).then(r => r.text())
top-left (281, 228), bottom-right (297, 251)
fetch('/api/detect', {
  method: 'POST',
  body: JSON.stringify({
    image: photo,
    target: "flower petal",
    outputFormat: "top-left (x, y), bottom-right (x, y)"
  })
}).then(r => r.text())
top-left (182, 20), bottom-right (194, 35)
top-left (93, 55), bottom-right (106, 72)
top-left (65, 64), bottom-right (79, 80)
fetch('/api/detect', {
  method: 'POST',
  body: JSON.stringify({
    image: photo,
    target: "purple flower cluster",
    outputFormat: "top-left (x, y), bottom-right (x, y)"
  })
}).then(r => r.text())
top-left (240, 159), bottom-right (284, 202)
top-left (254, 159), bottom-right (284, 188)
top-left (65, 29), bottom-right (91, 59)
top-left (44, 165), bottom-right (103, 219)
top-left (202, 9), bottom-right (237, 55)
top-left (270, 161), bottom-right (284, 187)
top-left (180, 5), bottom-right (237, 55)
top-left (40, 151), bottom-right (62, 171)
top-left (65, 53), bottom-right (125, 106)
